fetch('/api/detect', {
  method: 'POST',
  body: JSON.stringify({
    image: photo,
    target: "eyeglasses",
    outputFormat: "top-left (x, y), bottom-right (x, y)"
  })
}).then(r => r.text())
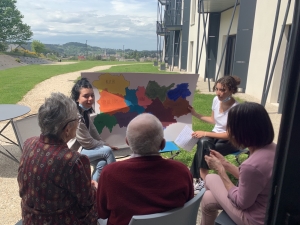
top-left (62, 115), bottom-right (82, 130)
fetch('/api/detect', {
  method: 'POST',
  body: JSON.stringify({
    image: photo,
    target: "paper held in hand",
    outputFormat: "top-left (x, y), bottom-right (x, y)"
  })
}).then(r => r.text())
top-left (174, 125), bottom-right (198, 151)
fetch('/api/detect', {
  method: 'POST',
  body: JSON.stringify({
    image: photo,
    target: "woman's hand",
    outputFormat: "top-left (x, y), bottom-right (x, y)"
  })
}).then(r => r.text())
top-left (192, 131), bottom-right (206, 138)
top-left (188, 105), bottom-right (198, 117)
top-left (204, 154), bottom-right (224, 172)
top-left (91, 180), bottom-right (98, 189)
top-left (109, 145), bottom-right (119, 151)
top-left (210, 150), bottom-right (227, 167)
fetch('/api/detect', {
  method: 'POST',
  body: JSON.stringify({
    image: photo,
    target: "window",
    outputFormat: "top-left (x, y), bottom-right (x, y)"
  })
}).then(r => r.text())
top-left (224, 35), bottom-right (236, 76)
top-left (190, 0), bottom-right (196, 25)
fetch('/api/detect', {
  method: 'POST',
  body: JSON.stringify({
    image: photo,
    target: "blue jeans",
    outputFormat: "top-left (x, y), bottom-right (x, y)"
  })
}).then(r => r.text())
top-left (81, 145), bottom-right (116, 181)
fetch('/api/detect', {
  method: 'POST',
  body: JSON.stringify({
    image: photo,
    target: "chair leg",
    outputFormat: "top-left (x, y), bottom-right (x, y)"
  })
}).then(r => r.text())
top-left (169, 150), bottom-right (180, 160)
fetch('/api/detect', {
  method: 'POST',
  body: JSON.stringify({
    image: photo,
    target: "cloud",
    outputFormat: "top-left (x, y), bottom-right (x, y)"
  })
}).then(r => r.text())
top-left (15, 0), bottom-right (157, 50)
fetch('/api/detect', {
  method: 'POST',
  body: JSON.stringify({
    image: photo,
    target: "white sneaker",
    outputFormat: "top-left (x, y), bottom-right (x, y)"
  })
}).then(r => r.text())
top-left (194, 179), bottom-right (205, 195)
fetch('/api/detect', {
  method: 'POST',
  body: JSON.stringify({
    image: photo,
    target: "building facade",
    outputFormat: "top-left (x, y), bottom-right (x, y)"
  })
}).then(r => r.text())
top-left (157, 0), bottom-right (294, 106)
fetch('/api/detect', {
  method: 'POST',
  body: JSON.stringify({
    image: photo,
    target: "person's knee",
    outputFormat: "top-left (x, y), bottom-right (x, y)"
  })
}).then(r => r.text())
top-left (204, 174), bottom-right (220, 189)
top-left (198, 138), bottom-right (215, 150)
top-left (96, 160), bottom-right (107, 169)
top-left (198, 138), bottom-right (210, 145)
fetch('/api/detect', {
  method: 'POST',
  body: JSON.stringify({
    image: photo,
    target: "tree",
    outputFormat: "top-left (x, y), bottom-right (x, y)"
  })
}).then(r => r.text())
top-left (0, 0), bottom-right (33, 46)
top-left (31, 40), bottom-right (45, 54)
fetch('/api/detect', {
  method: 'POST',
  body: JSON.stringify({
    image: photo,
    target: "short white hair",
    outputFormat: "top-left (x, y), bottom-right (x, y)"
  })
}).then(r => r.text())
top-left (126, 113), bottom-right (164, 155)
top-left (38, 92), bottom-right (77, 138)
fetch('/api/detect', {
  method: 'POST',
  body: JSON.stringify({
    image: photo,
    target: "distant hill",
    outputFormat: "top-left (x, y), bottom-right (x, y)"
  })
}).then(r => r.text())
top-left (21, 42), bottom-right (157, 58)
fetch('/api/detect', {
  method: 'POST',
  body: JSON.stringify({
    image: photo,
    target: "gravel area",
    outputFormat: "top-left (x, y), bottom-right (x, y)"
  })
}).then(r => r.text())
top-left (0, 69), bottom-right (282, 225)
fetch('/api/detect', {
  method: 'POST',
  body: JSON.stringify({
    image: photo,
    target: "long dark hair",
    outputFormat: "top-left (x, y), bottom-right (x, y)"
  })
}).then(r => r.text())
top-left (71, 78), bottom-right (94, 114)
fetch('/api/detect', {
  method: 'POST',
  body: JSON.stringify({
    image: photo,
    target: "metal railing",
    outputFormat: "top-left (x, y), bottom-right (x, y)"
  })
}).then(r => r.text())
top-left (156, 21), bottom-right (168, 35)
top-left (164, 8), bottom-right (183, 27)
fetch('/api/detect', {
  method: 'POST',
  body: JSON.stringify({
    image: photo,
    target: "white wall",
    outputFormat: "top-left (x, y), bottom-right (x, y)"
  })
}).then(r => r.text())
top-left (216, 7), bottom-right (239, 79)
top-left (187, 0), bottom-right (208, 78)
top-left (246, 0), bottom-right (294, 102)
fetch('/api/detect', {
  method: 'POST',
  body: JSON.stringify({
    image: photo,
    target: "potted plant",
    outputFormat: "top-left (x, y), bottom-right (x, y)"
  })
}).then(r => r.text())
top-left (160, 63), bottom-right (166, 70)
top-left (153, 60), bottom-right (158, 66)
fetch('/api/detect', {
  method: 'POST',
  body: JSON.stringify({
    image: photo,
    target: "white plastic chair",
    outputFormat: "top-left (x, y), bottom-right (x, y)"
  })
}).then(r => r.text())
top-left (128, 188), bottom-right (205, 225)
top-left (11, 114), bottom-right (40, 151)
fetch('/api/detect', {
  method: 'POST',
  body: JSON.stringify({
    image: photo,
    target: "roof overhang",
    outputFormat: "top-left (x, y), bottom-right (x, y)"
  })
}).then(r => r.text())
top-left (199, 0), bottom-right (240, 13)
top-left (158, 0), bottom-right (167, 5)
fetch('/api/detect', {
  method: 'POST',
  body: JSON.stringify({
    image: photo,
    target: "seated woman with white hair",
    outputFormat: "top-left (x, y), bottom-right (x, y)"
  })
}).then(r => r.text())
top-left (18, 93), bottom-right (98, 225)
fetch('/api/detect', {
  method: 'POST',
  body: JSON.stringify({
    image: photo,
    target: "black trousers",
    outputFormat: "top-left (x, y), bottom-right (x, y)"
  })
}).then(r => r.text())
top-left (190, 137), bottom-right (239, 179)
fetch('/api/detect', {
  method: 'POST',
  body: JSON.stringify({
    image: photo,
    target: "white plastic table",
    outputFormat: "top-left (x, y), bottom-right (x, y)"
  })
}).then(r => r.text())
top-left (0, 104), bottom-right (30, 162)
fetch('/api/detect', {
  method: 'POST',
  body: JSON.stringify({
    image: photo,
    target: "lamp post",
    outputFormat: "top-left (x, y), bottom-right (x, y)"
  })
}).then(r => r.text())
top-left (86, 40), bottom-right (88, 58)
top-left (123, 45), bottom-right (124, 60)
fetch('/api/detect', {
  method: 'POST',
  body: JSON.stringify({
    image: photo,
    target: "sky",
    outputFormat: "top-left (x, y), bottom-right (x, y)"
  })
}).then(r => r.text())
top-left (16, 0), bottom-right (158, 51)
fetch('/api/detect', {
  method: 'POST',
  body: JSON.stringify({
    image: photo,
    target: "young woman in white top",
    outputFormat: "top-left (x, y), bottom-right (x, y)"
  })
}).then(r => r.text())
top-left (188, 76), bottom-right (240, 193)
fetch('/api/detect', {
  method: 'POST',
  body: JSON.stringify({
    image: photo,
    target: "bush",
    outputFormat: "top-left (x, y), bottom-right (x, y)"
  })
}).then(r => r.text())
top-left (15, 58), bottom-right (21, 63)
top-left (0, 42), bottom-right (7, 51)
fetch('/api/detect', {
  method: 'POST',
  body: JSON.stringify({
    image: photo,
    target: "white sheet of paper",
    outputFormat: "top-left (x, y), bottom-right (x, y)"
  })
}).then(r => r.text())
top-left (174, 125), bottom-right (198, 151)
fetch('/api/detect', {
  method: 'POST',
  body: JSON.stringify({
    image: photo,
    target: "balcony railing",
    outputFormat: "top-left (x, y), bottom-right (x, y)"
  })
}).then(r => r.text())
top-left (164, 8), bottom-right (182, 30)
top-left (156, 21), bottom-right (169, 35)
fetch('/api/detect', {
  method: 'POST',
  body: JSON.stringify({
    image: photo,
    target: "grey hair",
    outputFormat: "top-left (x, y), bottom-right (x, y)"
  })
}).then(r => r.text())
top-left (38, 92), bottom-right (78, 138)
top-left (126, 113), bottom-right (164, 155)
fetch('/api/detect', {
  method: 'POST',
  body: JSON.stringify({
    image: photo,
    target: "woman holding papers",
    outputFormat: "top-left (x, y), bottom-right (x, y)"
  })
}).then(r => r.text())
top-left (68, 78), bottom-right (118, 182)
top-left (200, 102), bottom-right (276, 225)
top-left (188, 76), bottom-right (240, 194)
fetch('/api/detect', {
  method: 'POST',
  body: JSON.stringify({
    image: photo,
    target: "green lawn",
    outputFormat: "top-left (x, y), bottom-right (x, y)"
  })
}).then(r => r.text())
top-left (0, 60), bottom-right (139, 103)
top-left (100, 63), bottom-right (177, 74)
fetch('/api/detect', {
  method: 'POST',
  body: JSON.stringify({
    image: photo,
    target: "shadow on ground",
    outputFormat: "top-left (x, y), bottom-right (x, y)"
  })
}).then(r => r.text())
top-left (0, 144), bottom-right (21, 178)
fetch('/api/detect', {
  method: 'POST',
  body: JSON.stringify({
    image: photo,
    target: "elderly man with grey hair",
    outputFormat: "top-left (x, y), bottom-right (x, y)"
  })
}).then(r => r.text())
top-left (18, 93), bottom-right (98, 225)
top-left (97, 113), bottom-right (194, 225)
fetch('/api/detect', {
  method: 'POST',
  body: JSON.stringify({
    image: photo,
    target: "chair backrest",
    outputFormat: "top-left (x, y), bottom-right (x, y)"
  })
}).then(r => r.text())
top-left (128, 188), bottom-right (205, 225)
top-left (11, 114), bottom-right (40, 151)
